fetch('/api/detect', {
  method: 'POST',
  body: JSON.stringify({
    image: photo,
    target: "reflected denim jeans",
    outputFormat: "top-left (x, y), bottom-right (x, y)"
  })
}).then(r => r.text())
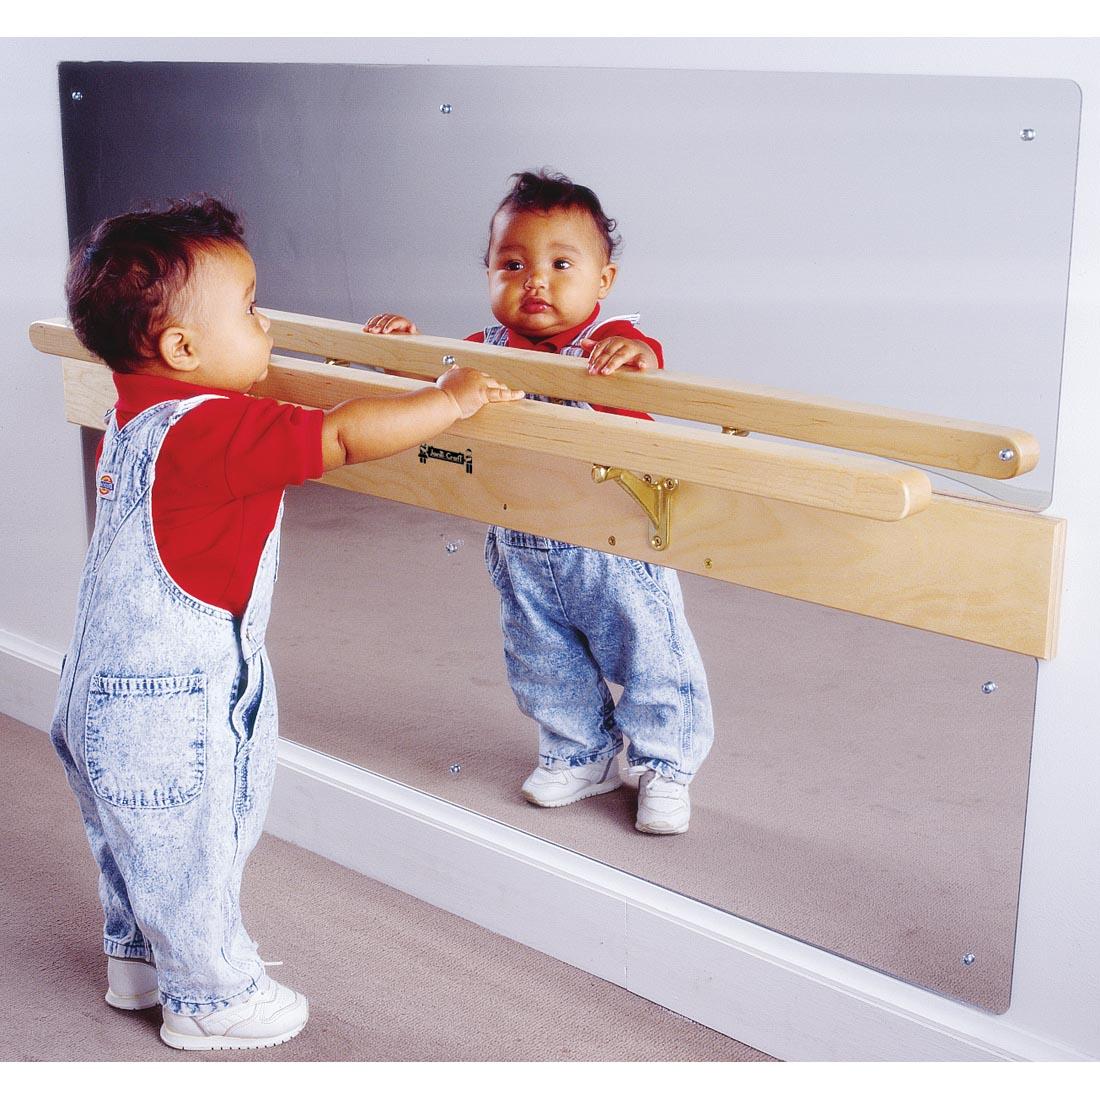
top-left (486, 527), bottom-right (714, 783)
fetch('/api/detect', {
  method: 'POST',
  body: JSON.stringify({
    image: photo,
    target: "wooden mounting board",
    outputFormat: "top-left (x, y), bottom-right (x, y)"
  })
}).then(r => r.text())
top-left (56, 356), bottom-right (1063, 658)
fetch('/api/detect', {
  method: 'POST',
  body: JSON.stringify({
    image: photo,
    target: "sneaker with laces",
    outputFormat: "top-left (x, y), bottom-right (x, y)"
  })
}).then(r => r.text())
top-left (105, 956), bottom-right (160, 1011)
top-left (521, 756), bottom-right (622, 807)
top-left (159, 975), bottom-right (308, 1051)
top-left (635, 769), bottom-right (691, 834)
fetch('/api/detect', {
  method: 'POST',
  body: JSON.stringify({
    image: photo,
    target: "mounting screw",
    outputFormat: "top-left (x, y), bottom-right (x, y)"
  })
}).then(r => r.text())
top-left (962, 953), bottom-right (976, 966)
top-left (999, 448), bottom-right (1016, 462)
top-left (651, 536), bottom-right (664, 549)
top-left (440, 103), bottom-right (453, 114)
top-left (982, 681), bottom-right (997, 695)
top-left (608, 536), bottom-right (617, 547)
top-left (704, 558), bottom-right (713, 569)
top-left (1020, 128), bottom-right (1036, 141)
top-left (71, 90), bottom-right (84, 101)
top-left (442, 355), bottom-right (456, 367)
top-left (448, 762), bottom-right (462, 775)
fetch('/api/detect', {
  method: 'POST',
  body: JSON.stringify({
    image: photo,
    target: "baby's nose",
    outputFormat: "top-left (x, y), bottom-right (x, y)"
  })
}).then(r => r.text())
top-left (524, 268), bottom-right (547, 288)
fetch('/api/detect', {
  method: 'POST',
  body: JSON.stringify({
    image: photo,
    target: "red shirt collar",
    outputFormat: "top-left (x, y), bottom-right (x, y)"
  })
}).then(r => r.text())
top-left (504, 305), bottom-right (601, 353)
top-left (113, 371), bottom-right (243, 418)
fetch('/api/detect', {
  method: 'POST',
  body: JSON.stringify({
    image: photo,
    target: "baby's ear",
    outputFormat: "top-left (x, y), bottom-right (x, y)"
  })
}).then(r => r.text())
top-left (157, 326), bottom-right (199, 374)
top-left (598, 262), bottom-right (618, 298)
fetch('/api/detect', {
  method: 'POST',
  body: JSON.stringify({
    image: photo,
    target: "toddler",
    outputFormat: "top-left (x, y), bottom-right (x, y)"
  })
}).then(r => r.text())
top-left (365, 170), bottom-right (713, 834)
top-left (50, 196), bottom-right (521, 1051)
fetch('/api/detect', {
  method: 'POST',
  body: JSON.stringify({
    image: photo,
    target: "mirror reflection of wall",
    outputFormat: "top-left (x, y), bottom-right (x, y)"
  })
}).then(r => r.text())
top-left (60, 60), bottom-right (1077, 1013)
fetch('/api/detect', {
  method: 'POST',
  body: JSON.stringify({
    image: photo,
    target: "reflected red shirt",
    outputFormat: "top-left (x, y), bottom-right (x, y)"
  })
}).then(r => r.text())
top-left (103, 372), bottom-right (325, 616)
top-left (465, 306), bottom-right (662, 420)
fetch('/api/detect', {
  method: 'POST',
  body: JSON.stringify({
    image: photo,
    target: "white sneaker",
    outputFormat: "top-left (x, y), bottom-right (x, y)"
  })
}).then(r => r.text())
top-left (105, 956), bottom-right (159, 1011)
top-left (635, 770), bottom-right (691, 834)
top-left (521, 756), bottom-right (622, 807)
top-left (159, 976), bottom-right (308, 1051)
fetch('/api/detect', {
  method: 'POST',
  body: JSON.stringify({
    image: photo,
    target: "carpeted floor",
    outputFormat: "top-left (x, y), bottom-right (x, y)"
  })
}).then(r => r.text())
top-left (0, 713), bottom-right (770, 1062)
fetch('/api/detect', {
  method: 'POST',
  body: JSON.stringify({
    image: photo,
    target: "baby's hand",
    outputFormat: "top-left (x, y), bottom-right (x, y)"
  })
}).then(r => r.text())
top-left (580, 336), bottom-right (657, 375)
top-left (363, 313), bottom-right (419, 335)
top-left (438, 366), bottom-right (525, 419)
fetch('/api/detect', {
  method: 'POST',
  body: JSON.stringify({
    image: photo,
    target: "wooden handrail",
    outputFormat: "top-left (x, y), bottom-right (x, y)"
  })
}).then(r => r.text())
top-left (260, 308), bottom-right (1039, 480)
top-left (31, 318), bottom-right (930, 522)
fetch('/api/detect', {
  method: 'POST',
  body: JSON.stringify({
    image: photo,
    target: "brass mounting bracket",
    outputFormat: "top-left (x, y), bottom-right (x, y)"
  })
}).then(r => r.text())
top-left (591, 465), bottom-right (679, 551)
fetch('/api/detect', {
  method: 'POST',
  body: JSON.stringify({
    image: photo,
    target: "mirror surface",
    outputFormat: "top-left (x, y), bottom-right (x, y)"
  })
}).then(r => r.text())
top-left (60, 61), bottom-right (1074, 1010)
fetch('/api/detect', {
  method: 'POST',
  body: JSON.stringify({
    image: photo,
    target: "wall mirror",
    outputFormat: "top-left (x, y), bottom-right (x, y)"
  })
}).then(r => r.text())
top-left (59, 60), bottom-right (1080, 1012)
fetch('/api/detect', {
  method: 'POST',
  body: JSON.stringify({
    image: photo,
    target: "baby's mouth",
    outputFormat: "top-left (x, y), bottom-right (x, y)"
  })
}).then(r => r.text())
top-left (521, 298), bottom-right (550, 314)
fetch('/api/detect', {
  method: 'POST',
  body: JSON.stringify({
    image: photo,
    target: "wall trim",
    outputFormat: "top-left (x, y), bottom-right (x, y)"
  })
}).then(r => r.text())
top-left (0, 628), bottom-right (64, 675)
top-left (0, 630), bottom-right (65, 732)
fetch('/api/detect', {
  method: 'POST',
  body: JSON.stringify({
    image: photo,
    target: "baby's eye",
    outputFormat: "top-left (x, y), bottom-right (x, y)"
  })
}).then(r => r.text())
top-left (553, 260), bottom-right (572, 270)
top-left (503, 261), bottom-right (523, 272)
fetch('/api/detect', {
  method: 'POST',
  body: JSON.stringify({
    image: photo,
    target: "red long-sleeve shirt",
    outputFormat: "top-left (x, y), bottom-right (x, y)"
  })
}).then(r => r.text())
top-left (103, 372), bottom-right (324, 616)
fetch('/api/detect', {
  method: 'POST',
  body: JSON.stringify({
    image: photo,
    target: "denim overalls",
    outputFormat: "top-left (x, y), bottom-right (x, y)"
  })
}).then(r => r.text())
top-left (50, 396), bottom-right (280, 1015)
top-left (482, 317), bottom-right (714, 784)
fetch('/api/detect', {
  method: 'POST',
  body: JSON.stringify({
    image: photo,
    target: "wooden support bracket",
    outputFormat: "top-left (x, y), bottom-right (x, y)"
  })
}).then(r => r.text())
top-left (592, 466), bottom-right (678, 550)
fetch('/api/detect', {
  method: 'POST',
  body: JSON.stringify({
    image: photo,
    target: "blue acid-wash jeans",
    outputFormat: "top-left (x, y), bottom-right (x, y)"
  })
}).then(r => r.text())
top-left (50, 395), bottom-right (281, 1016)
top-left (485, 527), bottom-right (713, 783)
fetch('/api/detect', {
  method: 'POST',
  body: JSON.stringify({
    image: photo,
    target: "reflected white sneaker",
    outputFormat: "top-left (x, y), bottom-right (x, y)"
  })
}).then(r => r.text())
top-left (159, 976), bottom-right (309, 1051)
top-left (521, 756), bottom-right (622, 807)
top-left (635, 770), bottom-right (691, 834)
top-left (105, 956), bottom-right (160, 1010)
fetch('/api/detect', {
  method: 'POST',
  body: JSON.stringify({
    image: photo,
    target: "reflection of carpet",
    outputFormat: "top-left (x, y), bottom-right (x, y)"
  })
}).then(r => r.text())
top-left (0, 714), bottom-right (768, 1062)
top-left (268, 481), bottom-right (1037, 1015)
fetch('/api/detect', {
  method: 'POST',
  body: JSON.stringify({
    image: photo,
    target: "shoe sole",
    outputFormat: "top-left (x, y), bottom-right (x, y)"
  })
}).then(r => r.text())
top-left (635, 819), bottom-right (689, 835)
top-left (105, 988), bottom-right (160, 1011)
top-left (522, 775), bottom-right (623, 808)
top-left (159, 1019), bottom-right (307, 1051)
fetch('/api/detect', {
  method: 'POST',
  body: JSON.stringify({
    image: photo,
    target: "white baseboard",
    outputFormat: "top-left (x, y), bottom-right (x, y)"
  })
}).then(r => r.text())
top-left (1, 639), bottom-right (1087, 1061)
top-left (0, 628), bottom-right (63, 732)
top-left (267, 739), bottom-right (1090, 1063)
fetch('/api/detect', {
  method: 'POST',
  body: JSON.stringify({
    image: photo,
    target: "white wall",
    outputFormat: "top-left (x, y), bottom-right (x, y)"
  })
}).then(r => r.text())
top-left (2, 37), bottom-right (1097, 1059)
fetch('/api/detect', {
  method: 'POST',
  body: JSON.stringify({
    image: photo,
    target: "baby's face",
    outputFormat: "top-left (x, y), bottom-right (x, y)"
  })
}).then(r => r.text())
top-left (486, 206), bottom-right (617, 341)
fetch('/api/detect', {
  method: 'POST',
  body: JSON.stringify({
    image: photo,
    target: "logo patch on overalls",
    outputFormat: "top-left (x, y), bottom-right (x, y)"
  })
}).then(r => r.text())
top-left (98, 473), bottom-right (115, 497)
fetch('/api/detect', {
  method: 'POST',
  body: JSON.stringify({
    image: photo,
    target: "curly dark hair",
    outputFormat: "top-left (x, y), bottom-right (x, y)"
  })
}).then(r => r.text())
top-left (65, 195), bottom-right (247, 372)
top-left (483, 169), bottom-right (622, 266)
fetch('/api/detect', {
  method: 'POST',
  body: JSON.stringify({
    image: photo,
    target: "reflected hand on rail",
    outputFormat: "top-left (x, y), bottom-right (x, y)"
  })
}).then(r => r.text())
top-left (362, 313), bottom-right (419, 335)
top-left (580, 336), bottom-right (657, 375)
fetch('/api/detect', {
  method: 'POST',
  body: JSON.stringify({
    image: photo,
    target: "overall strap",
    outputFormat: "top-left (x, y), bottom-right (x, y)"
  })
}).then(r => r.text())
top-left (483, 314), bottom-right (642, 355)
top-left (559, 312), bottom-right (642, 358)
